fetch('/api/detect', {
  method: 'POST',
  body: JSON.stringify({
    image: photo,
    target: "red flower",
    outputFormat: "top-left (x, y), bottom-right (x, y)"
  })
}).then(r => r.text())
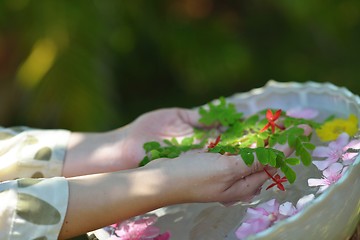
top-left (260, 109), bottom-right (284, 133)
top-left (207, 135), bottom-right (221, 149)
top-left (264, 168), bottom-right (288, 191)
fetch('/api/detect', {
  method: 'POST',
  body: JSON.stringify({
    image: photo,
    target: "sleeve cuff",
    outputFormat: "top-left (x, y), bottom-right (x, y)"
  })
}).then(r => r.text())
top-left (0, 127), bottom-right (71, 181)
top-left (7, 177), bottom-right (69, 240)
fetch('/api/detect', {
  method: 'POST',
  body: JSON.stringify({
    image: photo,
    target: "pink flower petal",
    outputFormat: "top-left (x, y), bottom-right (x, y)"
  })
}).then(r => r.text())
top-left (235, 222), bottom-right (256, 239)
top-left (308, 178), bottom-right (327, 187)
top-left (142, 225), bottom-right (161, 238)
top-left (245, 207), bottom-right (268, 220)
top-left (236, 199), bottom-right (282, 239)
top-left (106, 215), bottom-right (171, 240)
top-left (309, 162), bottom-right (344, 193)
top-left (296, 194), bottom-right (315, 211)
top-left (279, 202), bottom-right (296, 217)
top-left (329, 133), bottom-right (349, 149)
top-left (312, 160), bottom-right (334, 171)
top-left (323, 162), bottom-right (343, 179)
top-left (346, 139), bottom-right (360, 149)
top-left (342, 139), bottom-right (360, 162)
top-left (286, 107), bottom-right (319, 119)
top-left (235, 218), bottom-right (271, 240)
top-left (258, 199), bottom-right (279, 213)
top-left (312, 146), bottom-right (332, 158)
top-left (313, 133), bottom-right (352, 170)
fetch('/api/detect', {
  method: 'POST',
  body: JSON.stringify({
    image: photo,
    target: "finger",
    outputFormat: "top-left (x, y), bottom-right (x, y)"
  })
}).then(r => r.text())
top-left (220, 185), bottom-right (263, 207)
top-left (223, 170), bottom-right (273, 202)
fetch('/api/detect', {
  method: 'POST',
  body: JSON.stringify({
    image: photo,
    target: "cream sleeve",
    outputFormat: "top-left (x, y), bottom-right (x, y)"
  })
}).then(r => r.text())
top-left (0, 126), bottom-right (71, 239)
top-left (0, 126), bottom-right (71, 181)
top-left (0, 177), bottom-right (69, 239)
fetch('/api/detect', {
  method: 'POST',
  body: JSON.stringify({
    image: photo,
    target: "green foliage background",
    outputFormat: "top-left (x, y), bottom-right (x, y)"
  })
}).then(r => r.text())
top-left (1, 0), bottom-right (360, 131)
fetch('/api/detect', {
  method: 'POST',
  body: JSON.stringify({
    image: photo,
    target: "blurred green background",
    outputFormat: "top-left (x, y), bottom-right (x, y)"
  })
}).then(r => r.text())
top-left (1, 0), bottom-right (360, 131)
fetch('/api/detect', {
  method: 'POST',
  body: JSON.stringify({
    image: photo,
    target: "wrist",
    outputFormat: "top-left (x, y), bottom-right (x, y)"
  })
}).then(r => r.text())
top-left (140, 160), bottom-right (194, 205)
top-left (126, 166), bottom-right (174, 207)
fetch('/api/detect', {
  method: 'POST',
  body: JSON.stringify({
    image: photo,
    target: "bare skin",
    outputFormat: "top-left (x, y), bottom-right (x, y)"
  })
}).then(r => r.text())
top-left (62, 108), bottom-right (204, 176)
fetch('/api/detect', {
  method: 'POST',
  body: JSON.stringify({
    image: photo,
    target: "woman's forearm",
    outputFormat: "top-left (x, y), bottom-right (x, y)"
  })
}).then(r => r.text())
top-left (58, 165), bottom-right (178, 239)
top-left (62, 126), bottom-right (133, 177)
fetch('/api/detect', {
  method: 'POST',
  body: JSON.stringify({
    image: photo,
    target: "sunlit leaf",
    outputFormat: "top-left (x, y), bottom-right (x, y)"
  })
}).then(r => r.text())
top-left (143, 142), bottom-right (161, 153)
top-left (285, 157), bottom-right (300, 165)
top-left (240, 148), bottom-right (254, 166)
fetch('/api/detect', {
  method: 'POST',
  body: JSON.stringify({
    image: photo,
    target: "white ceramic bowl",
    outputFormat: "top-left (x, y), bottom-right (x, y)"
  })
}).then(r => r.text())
top-left (92, 80), bottom-right (360, 240)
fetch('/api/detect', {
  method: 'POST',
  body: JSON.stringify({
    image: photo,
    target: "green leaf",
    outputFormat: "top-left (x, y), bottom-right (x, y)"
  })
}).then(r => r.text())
top-left (299, 148), bottom-right (312, 166)
top-left (150, 149), bottom-right (160, 159)
top-left (270, 149), bottom-right (286, 168)
top-left (180, 145), bottom-right (191, 152)
top-left (255, 147), bottom-right (268, 165)
top-left (243, 114), bottom-right (259, 128)
top-left (283, 117), bottom-right (293, 128)
top-left (268, 135), bottom-right (277, 147)
top-left (181, 137), bottom-right (194, 146)
top-left (258, 118), bottom-right (269, 130)
top-left (171, 138), bottom-right (179, 145)
top-left (223, 122), bottom-right (244, 142)
top-left (303, 142), bottom-right (315, 150)
top-left (281, 165), bottom-right (296, 184)
top-left (167, 151), bottom-right (181, 158)
top-left (268, 150), bottom-right (278, 167)
top-left (298, 135), bottom-right (310, 142)
top-left (198, 97), bottom-right (243, 126)
top-left (143, 141), bottom-right (161, 152)
top-left (258, 132), bottom-right (269, 140)
top-left (240, 148), bottom-right (254, 166)
top-left (283, 116), bottom-right (322, 129)
top-left (277, 133), bottom-right (287, 145)
top-left (287, 134), bottom-right (297, 148)
top-left (285, 157), bottom-right (301, 165)
top-left (193, 128), bottom-right (206, 139)
top-left (288, 127), bottom-right (305, 136)
top-left (256, 138), bottom-right (265, 147)
top-left (139, 156), bottom-right (150, 167)
top-left (223, 145), bottom-right (238, 154)
top-left (163, 139), bottom-right (173, 146)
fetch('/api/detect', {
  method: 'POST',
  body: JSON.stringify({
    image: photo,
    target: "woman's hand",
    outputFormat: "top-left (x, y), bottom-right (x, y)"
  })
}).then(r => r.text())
top-left (147, 123), bottom-right (312, 204)
top-left (146, 151), bottom-right (275, 204)
top-left (120, 108), bottom-right (203, 167)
